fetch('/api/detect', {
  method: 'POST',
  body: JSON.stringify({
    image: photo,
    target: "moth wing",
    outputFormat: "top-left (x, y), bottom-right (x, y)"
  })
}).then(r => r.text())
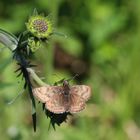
top-left (69, 93), bottom-right (85, 113)
top-left (45, 91), bottom-right (66, 114)
top-left (33, 86), bottom-right (63, 103)
top-left (70, 85), bottom-right (91, 101)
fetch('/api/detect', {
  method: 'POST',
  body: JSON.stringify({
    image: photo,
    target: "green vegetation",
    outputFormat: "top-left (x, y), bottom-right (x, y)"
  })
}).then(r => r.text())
top-left (0, 0), bottom-right (140, 140)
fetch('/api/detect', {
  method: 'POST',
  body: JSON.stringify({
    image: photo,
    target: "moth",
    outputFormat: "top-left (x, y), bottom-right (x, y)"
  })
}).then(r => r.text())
top-left (33, 80), bottom-right (91, 114)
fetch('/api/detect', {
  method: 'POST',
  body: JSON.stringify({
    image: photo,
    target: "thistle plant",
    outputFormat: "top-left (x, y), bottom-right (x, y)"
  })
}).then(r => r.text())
top-left (0, 9), bottom-right (91, 131)
top-left (0, 10), bottom-right (70, 131)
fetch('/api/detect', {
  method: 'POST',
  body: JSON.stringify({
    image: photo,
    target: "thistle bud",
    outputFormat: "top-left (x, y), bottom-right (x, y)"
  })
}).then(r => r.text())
top-left (26, 15), bottom-right (53, 39)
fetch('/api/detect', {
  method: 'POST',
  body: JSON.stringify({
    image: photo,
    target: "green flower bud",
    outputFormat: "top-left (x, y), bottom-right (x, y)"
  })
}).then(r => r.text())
top-left (28, 38), bottom-right (42, 52)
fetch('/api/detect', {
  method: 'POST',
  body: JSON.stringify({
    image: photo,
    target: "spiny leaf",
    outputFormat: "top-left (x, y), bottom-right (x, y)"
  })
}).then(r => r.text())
top-left (32, 102), bottom-right (37, 132)
top-left (45, 109), bottom-right (71, 130)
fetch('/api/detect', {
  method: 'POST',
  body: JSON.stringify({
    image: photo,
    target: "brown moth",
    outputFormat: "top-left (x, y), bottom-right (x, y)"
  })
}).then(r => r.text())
top-left (33, 80), bottom-right (91, 114)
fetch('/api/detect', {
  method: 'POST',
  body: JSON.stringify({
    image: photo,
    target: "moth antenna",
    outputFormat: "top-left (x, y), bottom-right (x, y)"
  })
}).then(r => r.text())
top-left (67, 74), bottom-right (79, 82)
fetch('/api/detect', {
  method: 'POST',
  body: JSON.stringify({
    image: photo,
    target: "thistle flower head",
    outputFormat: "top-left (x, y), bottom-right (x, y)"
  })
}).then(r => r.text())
top-left (26, 15), bottom-right (53, 39)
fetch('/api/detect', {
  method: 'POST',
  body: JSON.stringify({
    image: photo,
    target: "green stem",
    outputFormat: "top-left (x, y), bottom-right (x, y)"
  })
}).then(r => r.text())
top-left (27, 68), bottom-right (49, 86)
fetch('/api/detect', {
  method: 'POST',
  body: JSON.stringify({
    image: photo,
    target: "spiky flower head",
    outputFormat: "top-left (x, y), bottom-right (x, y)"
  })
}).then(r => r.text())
top-left (26, 15), bottom-right (53, 39)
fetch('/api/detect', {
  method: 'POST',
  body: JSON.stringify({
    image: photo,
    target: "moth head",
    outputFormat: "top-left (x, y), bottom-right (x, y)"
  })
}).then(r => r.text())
top-left (63, 80), bottom-right (69, 87)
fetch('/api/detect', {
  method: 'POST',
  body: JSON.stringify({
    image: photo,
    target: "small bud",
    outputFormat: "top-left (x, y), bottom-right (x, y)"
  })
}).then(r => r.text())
top-left (28, 38), bottom-right (42, 52)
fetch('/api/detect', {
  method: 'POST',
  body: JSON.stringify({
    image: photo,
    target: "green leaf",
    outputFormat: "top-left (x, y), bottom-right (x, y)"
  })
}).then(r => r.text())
top-left (0, 28), bottom-right (18, 51)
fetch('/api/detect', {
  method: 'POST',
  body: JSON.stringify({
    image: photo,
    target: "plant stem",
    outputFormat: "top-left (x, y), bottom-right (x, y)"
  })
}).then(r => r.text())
top-left (27, 68), bottom-right (49, 86)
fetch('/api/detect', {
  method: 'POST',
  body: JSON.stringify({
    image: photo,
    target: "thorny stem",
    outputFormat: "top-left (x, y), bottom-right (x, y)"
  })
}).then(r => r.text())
top-left (14, 50), bottom-right (48, 87)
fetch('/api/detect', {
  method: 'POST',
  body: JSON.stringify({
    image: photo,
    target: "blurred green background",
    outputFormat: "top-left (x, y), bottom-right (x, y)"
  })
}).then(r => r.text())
top-left (0, 0), bottom-right (140, 140)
